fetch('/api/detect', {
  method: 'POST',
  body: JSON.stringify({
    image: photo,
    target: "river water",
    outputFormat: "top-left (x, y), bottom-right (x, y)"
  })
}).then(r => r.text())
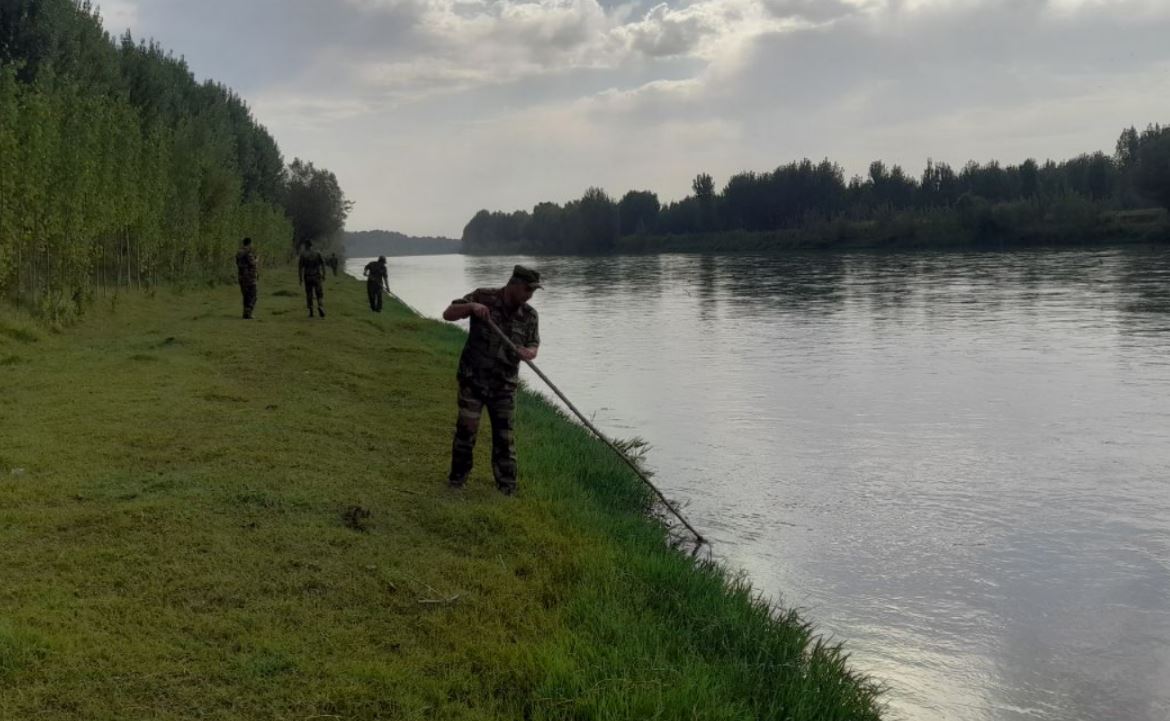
top-left (348, 248), bottom-right (1170, 721)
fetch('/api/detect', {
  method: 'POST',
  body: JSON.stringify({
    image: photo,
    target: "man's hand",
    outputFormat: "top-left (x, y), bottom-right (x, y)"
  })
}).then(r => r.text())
top-left (470, 303), bottom-right (491, 321)
top-left (516, 347), bottom-right (537, 362)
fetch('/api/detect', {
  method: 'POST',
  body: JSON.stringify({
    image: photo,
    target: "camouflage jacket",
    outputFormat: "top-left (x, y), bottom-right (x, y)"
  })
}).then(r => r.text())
top-left (236, 247), bottom-right (258, 284)
top-left (452, 288), bottom-right (540, 389)
top-left (364, 261), bottom-right (388, 284)
top-left (299, 249), bottom-right (326, 281)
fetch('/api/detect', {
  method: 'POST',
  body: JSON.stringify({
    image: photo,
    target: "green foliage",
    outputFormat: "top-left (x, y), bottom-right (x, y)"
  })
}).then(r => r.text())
top-left (463, 188), bottom-right (621, 255)
top-left (462, 125), bottom-right (1169, 254)
top-left (617, 190), bottom-right (659, 236)
top-left (577, 187), bottom-right (619, 253)
top-left (344, 230), bottom-right (459, 257)
top-left (0, 0), bottom-right (298, 320)
top-left (282, 158), bottom-right (352, 252)
top-left (1130, 125), bottom-right (1170, 210)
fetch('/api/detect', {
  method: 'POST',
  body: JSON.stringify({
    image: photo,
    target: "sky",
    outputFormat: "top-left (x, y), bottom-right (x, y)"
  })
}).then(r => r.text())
top-left (97, 0), bottom-right (1170, 237)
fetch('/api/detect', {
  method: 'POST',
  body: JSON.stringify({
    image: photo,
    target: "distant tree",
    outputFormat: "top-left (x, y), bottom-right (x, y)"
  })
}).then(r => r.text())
top-left (578, 187), bottom-right (619, 252)
top-left (720, 171), bottom-right (767, 231)
top-left (692, 173), bottom-right (716, 230)
top-left (962, 161), bottom-right (1013, 202)
top-left (1085, 152), bottom-right (1114, 201)
top-left (656, 197), bottom-right (701, 235)
top-left (887, 165), bottom-right (916, 208)
top-left (282, 158), bottom-right (352, 250)
top-left (1133, 124), bottom-right (1170, 210)
top-left (618, 190), bottom-right (660, 235)
top-left (692, 173), bottom-right (715, 200)
top-left (1116, 126), bottom-right (1140, 168)
top-left (526, 201), bottom-right (565, 252)
top-left (920, 159), bottom-right (959, 207)
top-left (1019, 159), bottom-right (1039, 198)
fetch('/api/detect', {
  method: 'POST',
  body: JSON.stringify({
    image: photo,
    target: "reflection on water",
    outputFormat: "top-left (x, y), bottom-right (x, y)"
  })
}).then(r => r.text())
top-left (352, 247), bottom-right (1170, 721)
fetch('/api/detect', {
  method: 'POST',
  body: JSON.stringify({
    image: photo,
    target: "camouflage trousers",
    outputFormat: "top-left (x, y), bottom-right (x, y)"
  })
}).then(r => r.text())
top-left (304, 277), bottom-right (324, 313)
top-left (239, 280), bottom-right (257, 318)
top-left (367, 281), bottom-right (383, 312)
top-left (448, 380), bottom-right (517, 493)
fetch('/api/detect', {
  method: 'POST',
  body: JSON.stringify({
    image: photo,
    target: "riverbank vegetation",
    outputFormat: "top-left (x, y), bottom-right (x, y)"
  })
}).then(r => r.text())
top-left (345, 230), bottom-right (461, 257)
top-left (461, 125), bottom-right (1170, 254)
top-left (0, 275), bottom-right (883, 720)
top-left (0, 0), bottom-right (349, 322)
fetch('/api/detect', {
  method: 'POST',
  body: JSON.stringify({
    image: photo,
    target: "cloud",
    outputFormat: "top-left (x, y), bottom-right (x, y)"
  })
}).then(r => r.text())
top-left (761, 0), bottom-right (870, 22)
top-left (104, 0), bottom-right (1170, 234)
top-left (95, 0), bottom-right (139, 35)
top-left (617, 3), bottom-right (722, 58)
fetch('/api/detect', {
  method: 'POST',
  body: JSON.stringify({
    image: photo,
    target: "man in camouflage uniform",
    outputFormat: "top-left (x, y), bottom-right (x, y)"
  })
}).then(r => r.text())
top-left (298, 240), bottom-right (327, 318)
top-left (363, 256), bottom-right (390, 312)
top-left (235, 236), bottom-right (259, 319)
top-left (442, 265), bottom-right (542, 495)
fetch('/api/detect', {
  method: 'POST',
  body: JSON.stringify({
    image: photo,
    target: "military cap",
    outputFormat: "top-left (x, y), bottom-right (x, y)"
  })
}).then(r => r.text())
top-left (510, 265), bottom-right (542, 289)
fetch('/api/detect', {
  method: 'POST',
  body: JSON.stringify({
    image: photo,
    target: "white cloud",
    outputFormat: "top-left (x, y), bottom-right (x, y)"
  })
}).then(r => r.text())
top-left (617, 3), bottom-right (727, 58)
top-left (103, 0), bottom-right (1170, 234)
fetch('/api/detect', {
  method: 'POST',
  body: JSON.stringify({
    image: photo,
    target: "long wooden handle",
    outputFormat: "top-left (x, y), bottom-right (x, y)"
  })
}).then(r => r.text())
top-left (484, 316), bottom-right (706, 547)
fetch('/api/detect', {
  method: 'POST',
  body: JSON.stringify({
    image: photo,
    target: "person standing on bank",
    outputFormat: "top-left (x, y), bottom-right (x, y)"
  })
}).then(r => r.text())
top-left (298, 240), bottom-right (327, 318)
top-left (363, 256), bottom-right (390, 312)
top-left (235, 236), bottom-right (259, 319)
top-left (442, 265), bottom-right (541, 495)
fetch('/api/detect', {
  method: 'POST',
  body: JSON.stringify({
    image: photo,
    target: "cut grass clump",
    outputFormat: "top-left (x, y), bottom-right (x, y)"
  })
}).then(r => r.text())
top-left (0, 622), bottom-right (50, 683)
top-left (0, 321), bottom-right (39, 344)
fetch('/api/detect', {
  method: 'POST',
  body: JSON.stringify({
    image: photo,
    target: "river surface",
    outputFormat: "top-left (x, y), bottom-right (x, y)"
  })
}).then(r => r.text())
top-left (348, 248), bottom-right (1170, 721)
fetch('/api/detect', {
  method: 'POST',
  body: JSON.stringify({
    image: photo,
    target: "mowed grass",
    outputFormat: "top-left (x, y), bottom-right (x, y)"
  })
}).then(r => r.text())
top-left (0, 273), bottom-right (882, 720)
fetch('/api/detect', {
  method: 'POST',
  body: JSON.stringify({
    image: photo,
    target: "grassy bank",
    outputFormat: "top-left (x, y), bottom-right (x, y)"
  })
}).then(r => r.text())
top-left (0, 274), bottom-right (881, 720)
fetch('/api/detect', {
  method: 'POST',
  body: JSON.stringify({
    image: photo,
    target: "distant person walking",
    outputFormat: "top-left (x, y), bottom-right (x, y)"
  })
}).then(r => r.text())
top-left (235, 236), bottom-right (259, 319)
top-left (363, 256), bottom-right (390, 312)
top-left (442, 265), bottom-right (542, 495)
top-left (326, 253), bottom-right (340, 276)
top-left (298, 240), bottom-right (327, 318)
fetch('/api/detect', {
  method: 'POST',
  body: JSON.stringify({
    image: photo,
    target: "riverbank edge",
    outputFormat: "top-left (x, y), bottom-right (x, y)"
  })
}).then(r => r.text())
top-left (0, 273), bottom-right (883, 720)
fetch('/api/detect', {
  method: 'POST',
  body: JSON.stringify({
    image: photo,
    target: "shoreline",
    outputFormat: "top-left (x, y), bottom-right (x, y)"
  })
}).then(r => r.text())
top-left (455, 208), bottom-right (1170, 257)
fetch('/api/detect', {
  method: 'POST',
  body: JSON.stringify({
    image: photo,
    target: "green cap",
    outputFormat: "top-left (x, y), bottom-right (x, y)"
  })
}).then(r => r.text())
top-left (510, 265), bottom-right (542, 289)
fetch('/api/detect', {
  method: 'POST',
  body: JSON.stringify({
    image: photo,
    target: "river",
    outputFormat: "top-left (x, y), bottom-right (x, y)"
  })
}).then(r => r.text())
top-left (349, 247), bottom-right (1170, 721)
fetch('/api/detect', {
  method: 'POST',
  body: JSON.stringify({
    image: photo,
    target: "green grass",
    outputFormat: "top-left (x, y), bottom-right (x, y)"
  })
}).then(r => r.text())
top-left (0, 273), bottom-right (882, 720)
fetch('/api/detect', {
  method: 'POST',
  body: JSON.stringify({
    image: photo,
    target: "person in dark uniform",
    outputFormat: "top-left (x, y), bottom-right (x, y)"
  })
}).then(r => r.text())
top-left (363, 256), bottom-right (390, 312)
top-left (298, 240), bottom-right (327, 318)
top-left (235, 237), bottom-right (259, 319)
top-left (326, 253), bottom-right (340, 276)
top-left (441, 265), bottom-right (542, 495)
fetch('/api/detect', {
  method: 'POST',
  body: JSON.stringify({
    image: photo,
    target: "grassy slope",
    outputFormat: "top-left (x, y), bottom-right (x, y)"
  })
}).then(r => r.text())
top-left (0, 274), bottom-right (880, 720)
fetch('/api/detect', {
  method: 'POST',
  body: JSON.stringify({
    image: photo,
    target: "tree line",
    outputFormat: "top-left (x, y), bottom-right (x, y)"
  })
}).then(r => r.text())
top-left (462, 124), bottom-right (1170, 254)
top-left (0, 0), bottom-right (350, 319)
top-left (344, 230), bottom-right (460, 258)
